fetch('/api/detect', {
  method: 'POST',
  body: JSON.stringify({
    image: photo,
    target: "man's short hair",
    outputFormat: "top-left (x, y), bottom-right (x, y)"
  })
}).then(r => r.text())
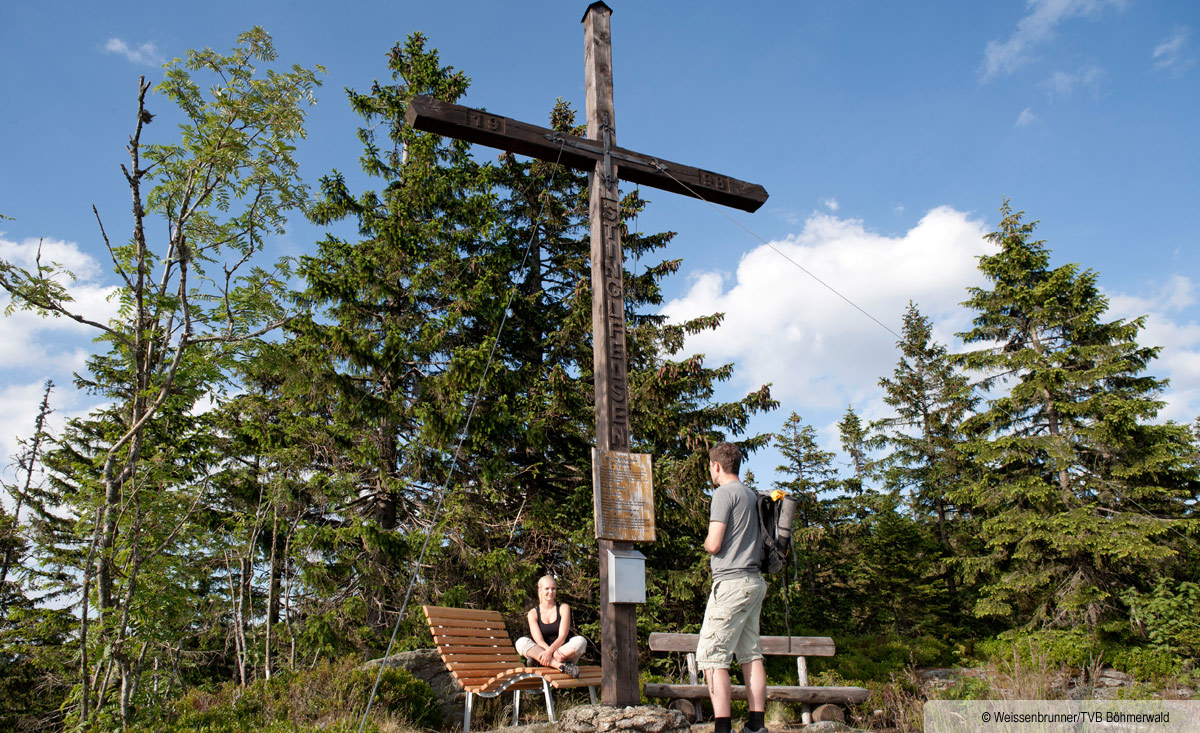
top-left (709, 442), bottom-right (742, 476)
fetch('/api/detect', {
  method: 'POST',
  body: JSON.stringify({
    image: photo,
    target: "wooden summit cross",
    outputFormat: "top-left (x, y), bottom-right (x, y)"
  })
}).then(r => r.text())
top-left (406, 2), bottom-right (767, 706)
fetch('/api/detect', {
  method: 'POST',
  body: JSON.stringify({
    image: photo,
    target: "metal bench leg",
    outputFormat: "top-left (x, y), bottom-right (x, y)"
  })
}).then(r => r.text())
top-left (543, 677), bottom-right (556, 722)
top-left (589, 685), bottom-right (597, 705)
top-left (513, 689), bottom-right (521, 726)
top-left (464, 691), bottom-right (474, 733)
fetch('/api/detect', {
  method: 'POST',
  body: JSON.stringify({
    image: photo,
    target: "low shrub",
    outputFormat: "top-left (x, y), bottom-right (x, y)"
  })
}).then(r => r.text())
top-left (937, 675), bottom-right (992, 700)
top-left (975, 628), bottom-right (1101, 669)
top-left (848, 671), bottom-right (925, 732)
top-left (809, 634), bottom-right (953, 682)
top-left (132, 656), bottom-right (441, 732)
top-left (1108, 646), bottom-right (1183, 682)
top-left (1124, 580), bottom-right (1200, 658)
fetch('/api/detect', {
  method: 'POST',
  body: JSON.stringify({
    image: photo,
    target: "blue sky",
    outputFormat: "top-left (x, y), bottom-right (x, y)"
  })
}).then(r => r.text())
top-left (2, 0), bottom-right (1198, 489)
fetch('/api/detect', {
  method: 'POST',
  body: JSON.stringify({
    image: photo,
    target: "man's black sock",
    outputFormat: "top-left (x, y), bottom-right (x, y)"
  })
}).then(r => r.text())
top-left (748, 711), bottom-right (765, 730)
top-left (714, 716), bottom-right (732, 733)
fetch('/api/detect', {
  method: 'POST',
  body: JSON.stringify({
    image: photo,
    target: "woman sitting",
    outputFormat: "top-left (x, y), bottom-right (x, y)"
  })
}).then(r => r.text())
top-left (514, 575), bottom-right (586, 678)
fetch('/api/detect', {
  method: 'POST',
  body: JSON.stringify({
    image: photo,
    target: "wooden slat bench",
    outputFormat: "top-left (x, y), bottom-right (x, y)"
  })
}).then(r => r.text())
top-left (423, 606), bottom-right (599, 732)
top-left (644, 632), bottom-right (869, 725)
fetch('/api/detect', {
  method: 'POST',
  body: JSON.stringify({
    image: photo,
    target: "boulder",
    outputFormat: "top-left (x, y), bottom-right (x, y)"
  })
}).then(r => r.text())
top-left (365, 648), bottom-right (463, 724)
top-left (1096, 668), bottom-right (1133, 688)
top-left (557, 704), bottom-right (690, 733)
top-left (916, 668), bottom-right (958, 690)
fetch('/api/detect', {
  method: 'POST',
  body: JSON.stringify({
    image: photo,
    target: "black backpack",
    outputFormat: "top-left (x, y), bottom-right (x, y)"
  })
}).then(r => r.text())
top-left (757, 490), bottom-right (798, 573)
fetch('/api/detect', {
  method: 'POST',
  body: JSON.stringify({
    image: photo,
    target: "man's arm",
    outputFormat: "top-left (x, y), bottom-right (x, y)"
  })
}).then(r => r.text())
top-left (704, 521), bottom-right (726, 554)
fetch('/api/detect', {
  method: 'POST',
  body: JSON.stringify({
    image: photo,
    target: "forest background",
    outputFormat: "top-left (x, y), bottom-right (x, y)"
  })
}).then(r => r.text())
top-left (2, 2), bottom-right (1199, 731)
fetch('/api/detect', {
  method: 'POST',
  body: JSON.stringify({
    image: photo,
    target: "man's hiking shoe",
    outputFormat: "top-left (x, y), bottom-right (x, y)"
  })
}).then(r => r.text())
top-left (560, 662), bottom-right (580, 678)
top-left (741, 727), bottom-right (769, 733)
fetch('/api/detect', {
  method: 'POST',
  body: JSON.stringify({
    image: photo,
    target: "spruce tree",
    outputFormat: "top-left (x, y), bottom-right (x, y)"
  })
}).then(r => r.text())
top-left (955, 201), bottom-right (1198, 628)
top-left (875, 304), bottom-right (977, 602)
top-left (837, 405), bottom-right (874, 500)
top-left (289, 33), bottom-right (778, 654)
top-left (772, 413), bottom-right (841, 628)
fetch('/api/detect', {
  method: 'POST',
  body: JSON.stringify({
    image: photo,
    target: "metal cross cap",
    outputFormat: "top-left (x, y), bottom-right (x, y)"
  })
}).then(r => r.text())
top-left (402, 1), bottom-right (769, 708)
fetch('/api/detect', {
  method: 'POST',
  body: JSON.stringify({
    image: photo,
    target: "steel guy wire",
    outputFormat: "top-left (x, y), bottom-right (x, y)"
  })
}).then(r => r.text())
top-left (650, 162), bottom-right (901, 341)
top-left (650, 162), bottom-right (1199, 554)
top-left (359, 139), bottom-right (567, 731)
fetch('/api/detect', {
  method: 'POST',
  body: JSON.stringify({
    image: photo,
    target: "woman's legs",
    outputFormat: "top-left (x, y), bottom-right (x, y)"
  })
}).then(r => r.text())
top-left (518, 635), bottom-right (584, 677)
top-left (517, 636), bottom-right (561, 669)
top-left (551, 635), bottom-right (587, 663)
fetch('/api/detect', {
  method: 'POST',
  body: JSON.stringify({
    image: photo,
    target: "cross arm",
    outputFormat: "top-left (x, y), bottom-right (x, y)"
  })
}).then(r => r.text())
top-left (406, 96), bottom-right (768, 213)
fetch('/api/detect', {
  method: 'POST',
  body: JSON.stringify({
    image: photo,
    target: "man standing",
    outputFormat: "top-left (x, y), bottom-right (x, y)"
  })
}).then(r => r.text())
top-left (697, 442), bottom-right (768, 733)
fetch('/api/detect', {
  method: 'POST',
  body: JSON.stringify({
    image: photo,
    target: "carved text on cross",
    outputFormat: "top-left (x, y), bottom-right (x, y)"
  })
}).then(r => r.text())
top-left (405, 95), bottom-right (767, 453)
top-left (404, 1), bottom-right (768, 707)
top-left (406, 98), bottom-right (767, 212)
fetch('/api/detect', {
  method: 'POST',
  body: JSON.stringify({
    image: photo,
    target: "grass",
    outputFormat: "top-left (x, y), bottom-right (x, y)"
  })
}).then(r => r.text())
top-left (839, 635), bottom-right (1199, 731)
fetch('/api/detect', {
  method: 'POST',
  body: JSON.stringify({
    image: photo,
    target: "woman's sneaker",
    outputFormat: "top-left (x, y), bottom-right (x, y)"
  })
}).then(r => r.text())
top-left (560, 662), bottom-right (580, 679)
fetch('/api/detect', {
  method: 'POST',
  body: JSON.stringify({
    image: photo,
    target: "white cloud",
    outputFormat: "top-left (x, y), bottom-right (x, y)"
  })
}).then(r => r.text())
top-left (0, 236), bottom-right (119, 504)
top-left (821, 198), bottom-right (840, 212)
top-left (983, 0), bottom-right (1126, 80)
top-left (770, 207), bottom-right (805, 226)
top-left (0, 378), bottom-right (107, 514)
top-left (1016, 107), bottom-right (1038, 127)
top-left (103, 37), bottom-right (163, 67)
top-left (0, 236), bottom-right (120, 369)
top-left (1042, 65), bottom-right (1106, 98)
top-left (1108, 275), bottom-right (1200, 423)
top-left (1152, 27), bottom-right (1195, 76)
top-left (661, 206), bottom-right (993, 408)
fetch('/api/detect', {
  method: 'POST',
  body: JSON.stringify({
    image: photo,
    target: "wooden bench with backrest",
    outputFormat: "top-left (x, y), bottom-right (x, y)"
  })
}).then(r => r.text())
top-left (422, 605), bottom-right (600, 733)
top-left (644, 632), bottom-right (869, 724)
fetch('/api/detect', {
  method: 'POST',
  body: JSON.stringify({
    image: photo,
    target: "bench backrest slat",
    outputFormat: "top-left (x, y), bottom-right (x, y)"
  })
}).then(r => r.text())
top-left (424, 606), bottom-right (523, 675)
top-left (648, 632), bottom-right (836, 657)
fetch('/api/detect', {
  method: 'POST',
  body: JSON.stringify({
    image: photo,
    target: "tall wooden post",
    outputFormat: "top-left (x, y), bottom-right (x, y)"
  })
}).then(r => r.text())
top-left (403, 0), bottom-right (767, 708)
top-left (584, 1), bottom-right (639, 707)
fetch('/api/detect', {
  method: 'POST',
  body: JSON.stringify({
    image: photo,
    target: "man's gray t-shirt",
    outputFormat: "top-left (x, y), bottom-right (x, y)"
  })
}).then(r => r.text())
top-left (709, 479), bottom-right (762, 581)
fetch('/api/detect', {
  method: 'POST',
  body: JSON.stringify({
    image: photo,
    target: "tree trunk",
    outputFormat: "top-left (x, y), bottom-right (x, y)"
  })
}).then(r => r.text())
top-left (266, 505), bottom-right (280, 679)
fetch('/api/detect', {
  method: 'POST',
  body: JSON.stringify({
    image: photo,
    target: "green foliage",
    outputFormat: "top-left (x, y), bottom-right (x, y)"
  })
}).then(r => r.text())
top-left (875, 304), bottom-right (978, 615)
top-left (0, 605), bottom-right (74, 731)
top-left (1123, 579), bottom-right (1200, 657)
top-left (284, 29), bottom-right (776, 661)
top-left (808, 634), bottom-right (953, 682)
top-left (770, 413), bottom-right (840, 628)
top-left (975, 628), bottom-right (1102, 668)
top-left (134, 657), bottom-right (440, 731)
top-left (844, 497), bottom-right (951, 636)
top-left (954, 200), bottom-right (1199, 629)
top-left (1, 27), bottom-right (326, 728)
top-left (938, 675), bottom-right (993, 700)
top-left (1108, 646), bottom-right (1182, 681)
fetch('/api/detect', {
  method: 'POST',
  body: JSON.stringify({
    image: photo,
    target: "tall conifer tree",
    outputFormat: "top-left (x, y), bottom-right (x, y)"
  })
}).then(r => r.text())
top-left (772, 413), bottom-right (840, 627)
top-left (289, 34), bottom-right (777, 651)
top-left (876, 304), bottom-right (977, 600)
top-left (955, 201), bottom-right (1198, 628)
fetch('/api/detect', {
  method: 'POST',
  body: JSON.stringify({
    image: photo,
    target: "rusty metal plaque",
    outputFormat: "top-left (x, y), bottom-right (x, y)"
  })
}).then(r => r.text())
top-left (592, 449), bottom-right (655, 542)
